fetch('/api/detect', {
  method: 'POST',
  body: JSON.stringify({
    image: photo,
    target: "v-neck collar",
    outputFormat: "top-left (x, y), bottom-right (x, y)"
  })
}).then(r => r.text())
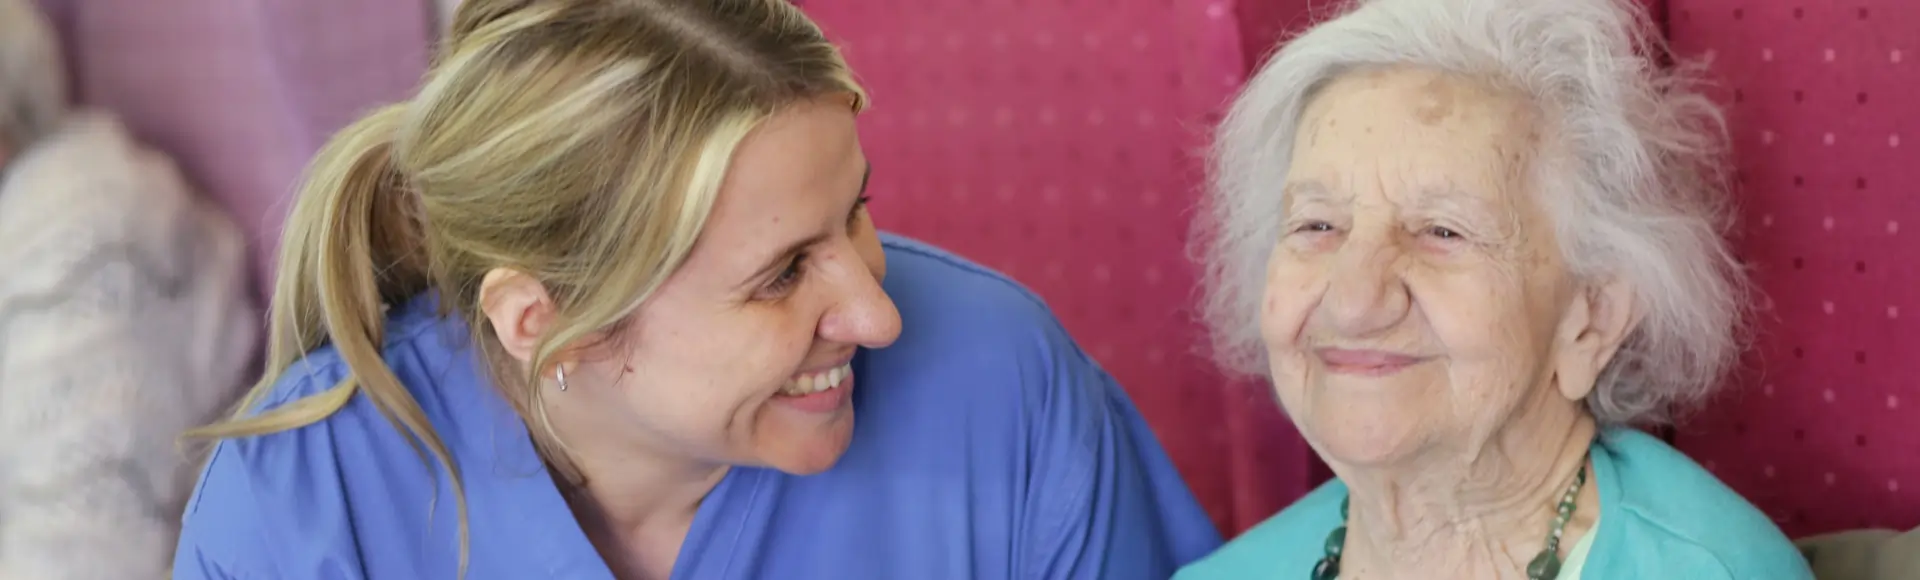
top-left (457, 370), bottom-right (763, 579)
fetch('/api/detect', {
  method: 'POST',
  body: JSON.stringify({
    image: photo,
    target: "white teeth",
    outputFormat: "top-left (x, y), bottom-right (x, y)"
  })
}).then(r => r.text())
top-left (781, 363), bottom-right (852, 395)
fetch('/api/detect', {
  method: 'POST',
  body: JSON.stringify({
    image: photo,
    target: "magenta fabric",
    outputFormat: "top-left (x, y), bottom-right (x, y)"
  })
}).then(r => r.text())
top-left (1665, 1), bottom-right (1920, 537)
top-left (44, 0), bottom-right (1878, 547)
top-left (33, 0), bottom-right (1326, 538)
top-left (32, 0), bottom-right (1798, 545)
top-left (799, 0), bottom-right (1320, 535)
top-left (31, 0), bottom-right (434, 299)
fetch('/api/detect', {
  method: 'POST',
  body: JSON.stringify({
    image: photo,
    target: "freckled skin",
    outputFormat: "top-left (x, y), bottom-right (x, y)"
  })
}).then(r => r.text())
top-left (1413, 75), bottom-right (1457, 125)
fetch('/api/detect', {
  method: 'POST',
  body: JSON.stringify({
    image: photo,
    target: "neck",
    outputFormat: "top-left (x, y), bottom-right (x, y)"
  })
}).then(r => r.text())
top-left (540, 398), bottom-right (729, 542)
top-left (556, 442), bottom-right (725, 580)
top-left (565, 449), bottom-right (729, 534)
top-left (1335, 400), bottom-right (1600, 579)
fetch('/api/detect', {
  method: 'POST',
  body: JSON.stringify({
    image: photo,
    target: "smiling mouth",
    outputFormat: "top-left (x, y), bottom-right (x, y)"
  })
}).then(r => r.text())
top-left (779, 362), bottom-right (852, 396)
top-left (1315, 348), bottom-right (1425, 376)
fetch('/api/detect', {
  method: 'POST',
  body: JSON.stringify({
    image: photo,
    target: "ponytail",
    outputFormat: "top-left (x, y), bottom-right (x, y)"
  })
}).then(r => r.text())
top-left (184, 103), bottom-right (471, 571)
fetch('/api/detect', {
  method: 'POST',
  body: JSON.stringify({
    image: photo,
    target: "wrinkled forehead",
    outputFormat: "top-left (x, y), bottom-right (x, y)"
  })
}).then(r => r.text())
top-left (1301, 66), bottom-right (1543, 143)
top-left (1289, 66), bottom-right (1547, 213)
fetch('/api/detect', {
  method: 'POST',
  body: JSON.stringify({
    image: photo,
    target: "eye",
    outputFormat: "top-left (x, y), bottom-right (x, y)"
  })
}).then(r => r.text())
top-left (1426, 225), bottom-right (1463, 240)
top-left (1294, 220), bottom-right (1336, 233)
top-left (760, 253), bottom-right (808, 298)
top-left (849, 195), bottom-right (872, 225)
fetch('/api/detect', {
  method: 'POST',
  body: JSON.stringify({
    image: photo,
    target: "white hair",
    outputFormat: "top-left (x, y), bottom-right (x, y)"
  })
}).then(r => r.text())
top-left (1193, 0), bottom-right (1749, 426)
top-left (0, 0), bottom-right (68, 152)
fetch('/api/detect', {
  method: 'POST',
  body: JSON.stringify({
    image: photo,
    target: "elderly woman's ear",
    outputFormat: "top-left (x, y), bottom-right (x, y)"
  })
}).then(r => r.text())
top-left (1551, 277), bottom-right (1642, 402)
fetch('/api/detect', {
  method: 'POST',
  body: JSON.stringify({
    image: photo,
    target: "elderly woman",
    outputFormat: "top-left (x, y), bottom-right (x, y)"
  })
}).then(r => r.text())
top-left (0, 0), bottom-right (258, 578)
top-left (1177, 0), bottom-right (1813, 578)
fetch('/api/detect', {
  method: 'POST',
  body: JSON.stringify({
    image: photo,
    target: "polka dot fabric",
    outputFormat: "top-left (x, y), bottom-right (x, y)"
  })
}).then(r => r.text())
top-left (799, 0), bottom-right (1321, 534)
top-left (1666, 1), bottom-right (1920, 536)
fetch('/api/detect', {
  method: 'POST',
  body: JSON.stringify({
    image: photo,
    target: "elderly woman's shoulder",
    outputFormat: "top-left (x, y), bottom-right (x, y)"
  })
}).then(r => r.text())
top-left (1592, 428), bottom-right (1815, 578)
top-left (1172, 481), bottom-right (1346, 579)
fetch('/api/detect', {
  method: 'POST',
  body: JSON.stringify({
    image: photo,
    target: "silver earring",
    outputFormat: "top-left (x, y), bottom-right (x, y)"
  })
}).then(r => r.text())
top-left (555, 365), bottom-right (569, 392)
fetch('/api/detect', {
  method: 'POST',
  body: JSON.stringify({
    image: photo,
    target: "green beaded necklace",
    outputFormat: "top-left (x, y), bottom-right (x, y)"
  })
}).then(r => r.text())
top-left (1311, 461), bottom-right (1588, 580)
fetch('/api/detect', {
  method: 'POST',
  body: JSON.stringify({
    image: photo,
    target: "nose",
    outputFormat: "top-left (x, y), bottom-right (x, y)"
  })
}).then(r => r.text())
top-left (817, 241), bottom-right (902, 349)
top-left (1317, 234), bottom-right (1411, 338)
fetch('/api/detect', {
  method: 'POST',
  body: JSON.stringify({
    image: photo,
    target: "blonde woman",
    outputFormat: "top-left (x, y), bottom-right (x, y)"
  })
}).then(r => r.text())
top-left (171, 1), bottom-right (1222, 578)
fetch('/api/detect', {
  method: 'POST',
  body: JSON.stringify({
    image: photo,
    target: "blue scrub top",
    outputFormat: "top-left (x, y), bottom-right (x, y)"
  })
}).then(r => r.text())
top-left (174, 234), bottom-right (1224, 579)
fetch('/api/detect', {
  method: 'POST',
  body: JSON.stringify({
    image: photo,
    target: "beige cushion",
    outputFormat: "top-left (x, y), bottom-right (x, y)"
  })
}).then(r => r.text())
top-left (1797, 528), bottom-right (1920, 580)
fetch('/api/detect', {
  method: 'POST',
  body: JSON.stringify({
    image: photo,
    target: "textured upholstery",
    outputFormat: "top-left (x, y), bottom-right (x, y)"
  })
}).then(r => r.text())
top-left (1666, 0), bottom-right (1920, 536)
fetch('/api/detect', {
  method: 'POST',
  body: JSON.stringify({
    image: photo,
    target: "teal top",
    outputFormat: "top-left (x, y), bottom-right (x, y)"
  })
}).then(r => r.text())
top-left (1175, 427), bottom-right (1814, 579)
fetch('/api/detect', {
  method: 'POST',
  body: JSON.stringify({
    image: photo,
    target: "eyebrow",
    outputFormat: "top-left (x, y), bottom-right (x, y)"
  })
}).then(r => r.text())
top-left (1285, 179), bottom-right (1493, 211)
top-left (1282, 179), bottom-right (1339, 203)
top-left (1412, 182), bottom-right (1499, 215)
top-left (737, 163), bottom-right (872, 289)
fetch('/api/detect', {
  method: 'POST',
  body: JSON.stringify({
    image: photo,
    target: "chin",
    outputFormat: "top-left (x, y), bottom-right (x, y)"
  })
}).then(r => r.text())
top-left (1299, 394), bottom-right (1437, 470)
top-left (1311, 425), bottom-right (1434, 470)
top-left (759, 412), bottom-right (857, 475)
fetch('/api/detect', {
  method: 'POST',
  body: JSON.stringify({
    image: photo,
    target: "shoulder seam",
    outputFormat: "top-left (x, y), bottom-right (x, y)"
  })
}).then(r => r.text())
top-left (880, 236), bottom-right (1107, 379)
top-left (260, 314), bottom-right (443, 411)
top-left (881, 236), bottom-right (1055, 314)
top-left (881, 235), bottom-right (1119, 395)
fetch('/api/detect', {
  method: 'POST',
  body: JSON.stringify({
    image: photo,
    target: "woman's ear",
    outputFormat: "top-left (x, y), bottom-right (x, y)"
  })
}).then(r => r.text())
top-left (478, 267), bottom-right (554, 364)
top-left (1552, 277), bottom-right (1642, 401)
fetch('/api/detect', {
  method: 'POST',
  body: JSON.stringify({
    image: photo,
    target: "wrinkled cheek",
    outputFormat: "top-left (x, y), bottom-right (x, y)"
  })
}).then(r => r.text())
top-left (1259, 265), bottom-right (1318, 351)
top-left (1260, 273), bottom-right (1318, 412)
top-left (1266, 352), bottom-right (1314, 419)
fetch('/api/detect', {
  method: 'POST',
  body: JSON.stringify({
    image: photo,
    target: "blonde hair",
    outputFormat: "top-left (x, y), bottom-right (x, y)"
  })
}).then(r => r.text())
top-left (184, 0), bottom-right (865, 572)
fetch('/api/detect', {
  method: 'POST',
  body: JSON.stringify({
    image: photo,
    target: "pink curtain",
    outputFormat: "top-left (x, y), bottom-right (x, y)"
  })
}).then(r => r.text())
top-left (1665, 0), bottom-right (1920, 536)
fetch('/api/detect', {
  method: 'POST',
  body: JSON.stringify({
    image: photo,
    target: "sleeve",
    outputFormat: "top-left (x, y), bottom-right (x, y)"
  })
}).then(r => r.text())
top-left (172, 540), bottom-right (244, 580)
top-left (1017, 325), bottom-right (1225, 580)
top-left (172, 444), bottom-right (275, 580)
top-left (169, 398), bottom-right (386, 580)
